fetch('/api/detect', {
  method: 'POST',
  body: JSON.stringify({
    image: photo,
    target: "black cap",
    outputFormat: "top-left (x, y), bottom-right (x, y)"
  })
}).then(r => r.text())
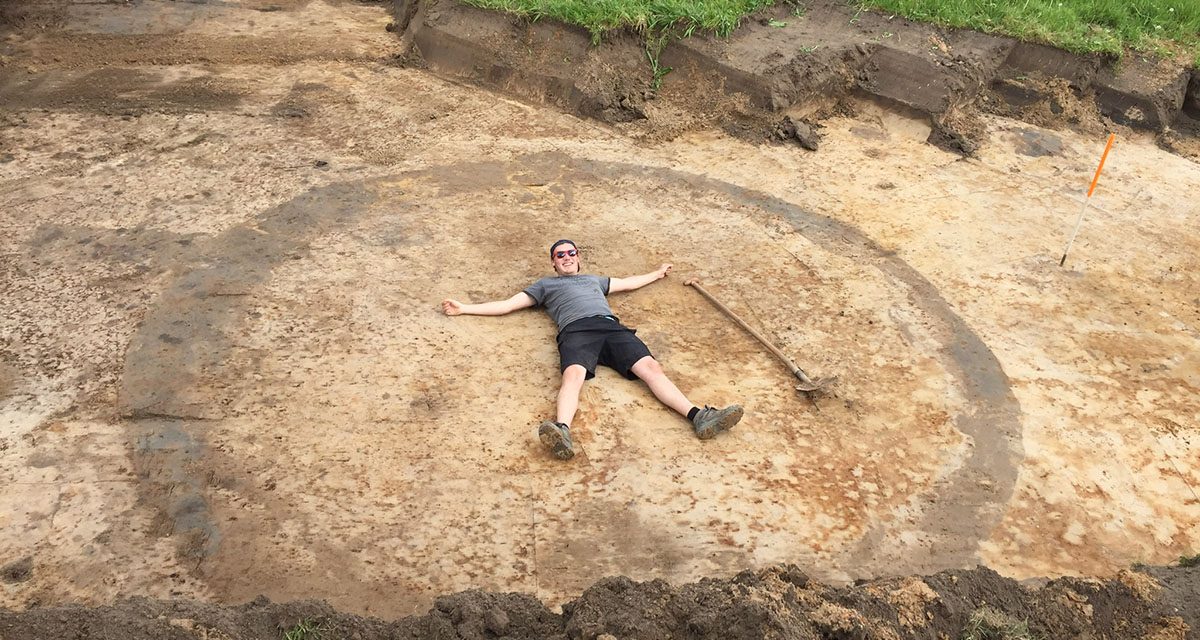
top-left (550, 239), bottom-right (577, 258)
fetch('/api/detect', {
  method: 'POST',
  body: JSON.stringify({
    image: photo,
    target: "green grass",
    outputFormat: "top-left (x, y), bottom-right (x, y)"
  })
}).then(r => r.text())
top-left (462, 0), bottom-right (1200, 64)
top-left (281, 619), bottom-right (331, 640)
top-left (858, 0), bottom-right (1200, 64)
top-left (460, 0), bottom-right (777, 40)
top-left (1181, 553), bottom-right (1200, 568)
top-left (645, 30), bottom-right (674, 88)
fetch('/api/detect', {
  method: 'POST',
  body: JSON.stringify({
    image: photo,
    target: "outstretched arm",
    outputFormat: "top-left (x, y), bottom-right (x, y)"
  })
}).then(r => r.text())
top-left (609, 264), bottom-right (672, 294)
top-left (442, 292), bottom-right (535, 316)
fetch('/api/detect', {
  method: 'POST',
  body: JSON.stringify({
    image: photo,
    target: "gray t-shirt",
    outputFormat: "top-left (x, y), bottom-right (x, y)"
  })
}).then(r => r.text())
top-left (523, 274), bottom-right (613, 332)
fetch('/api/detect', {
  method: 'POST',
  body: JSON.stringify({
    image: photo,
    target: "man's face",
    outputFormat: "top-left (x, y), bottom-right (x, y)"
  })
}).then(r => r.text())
top-left (551, 244), bottom-right (580, 275)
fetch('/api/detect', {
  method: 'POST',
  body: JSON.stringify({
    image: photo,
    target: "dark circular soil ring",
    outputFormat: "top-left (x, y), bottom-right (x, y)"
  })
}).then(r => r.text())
top-left (119, 152), bottom-right (1021, 587)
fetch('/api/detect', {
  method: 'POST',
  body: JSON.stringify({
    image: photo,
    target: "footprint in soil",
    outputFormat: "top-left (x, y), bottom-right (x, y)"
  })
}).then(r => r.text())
top-left (1, 556), bottom-right (33, 584)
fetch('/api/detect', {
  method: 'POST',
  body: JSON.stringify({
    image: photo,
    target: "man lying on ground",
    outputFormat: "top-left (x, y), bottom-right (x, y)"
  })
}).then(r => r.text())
top-left (441, 239), bottom-right (743, 460)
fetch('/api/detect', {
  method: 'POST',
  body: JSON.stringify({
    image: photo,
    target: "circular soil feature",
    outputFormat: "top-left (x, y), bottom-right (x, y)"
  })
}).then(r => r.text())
top-left (117, 152), bottom-right (1020, 613)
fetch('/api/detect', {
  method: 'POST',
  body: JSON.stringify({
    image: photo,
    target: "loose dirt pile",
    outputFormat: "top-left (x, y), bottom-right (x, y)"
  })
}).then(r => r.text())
top-left (2, 564), bottom-right (1197, 639)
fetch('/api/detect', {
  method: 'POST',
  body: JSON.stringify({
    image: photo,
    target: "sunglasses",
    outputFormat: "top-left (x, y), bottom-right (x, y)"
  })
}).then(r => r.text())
top-left (554, 249), bottom-right (579, 259)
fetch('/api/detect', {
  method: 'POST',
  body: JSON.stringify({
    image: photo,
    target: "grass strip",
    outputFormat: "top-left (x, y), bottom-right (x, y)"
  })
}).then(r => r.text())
top-left (462, 0), bottom-right (1200, 64)
top-left (459, 0), bottom-right (776, 40)
top-left (858, 0), bottom-right (1200, 64)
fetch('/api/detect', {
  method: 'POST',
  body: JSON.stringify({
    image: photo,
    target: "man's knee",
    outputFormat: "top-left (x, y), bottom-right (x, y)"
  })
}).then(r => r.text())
top-left (631, 356), bottom-right (663, 379)
top-left (562, 364), bottom-right (588, 384)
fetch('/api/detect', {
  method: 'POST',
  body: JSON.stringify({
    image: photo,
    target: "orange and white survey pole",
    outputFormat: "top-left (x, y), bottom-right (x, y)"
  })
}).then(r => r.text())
top-left (1060, 133), bottom-right (1115, 267)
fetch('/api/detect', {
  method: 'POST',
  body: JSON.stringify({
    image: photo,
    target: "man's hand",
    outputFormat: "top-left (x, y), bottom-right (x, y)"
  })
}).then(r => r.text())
top-left (610, 264), bottom-right (675, 294)
top-left (441, 299), bottom-right (464, 316)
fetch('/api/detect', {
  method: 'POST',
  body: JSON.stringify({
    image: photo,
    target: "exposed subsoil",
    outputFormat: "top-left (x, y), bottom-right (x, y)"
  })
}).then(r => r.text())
top-left (1, 0), bottom-right (1199, 637)
top-left (396, 0), bottom-right (1200, 157)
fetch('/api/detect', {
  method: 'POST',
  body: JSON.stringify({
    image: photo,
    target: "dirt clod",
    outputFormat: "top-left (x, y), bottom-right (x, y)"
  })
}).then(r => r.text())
top-left (1118, 569), bottom-right (1163, 601)
top-left (776, 115), bottom-right (821, 150)
top-left (928, 107), bottom-right (985, 155)
top-left (0, 557), bottom-right (33, 584)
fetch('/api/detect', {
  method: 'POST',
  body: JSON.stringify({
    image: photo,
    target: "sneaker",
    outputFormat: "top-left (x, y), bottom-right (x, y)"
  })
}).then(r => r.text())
top-left (691, 405), bottom-right (743, 440)
top-left (538, 420), bottom-right (575, 460)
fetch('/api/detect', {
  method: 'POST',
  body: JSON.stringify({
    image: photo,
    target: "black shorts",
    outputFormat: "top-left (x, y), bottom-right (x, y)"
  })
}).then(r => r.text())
top-left (557, 316), bottom-right (653, 380)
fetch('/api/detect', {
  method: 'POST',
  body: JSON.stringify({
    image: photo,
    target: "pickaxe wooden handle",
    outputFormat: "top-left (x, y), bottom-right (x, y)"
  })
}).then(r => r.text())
top-left (685, 279), bottom-right (836, 397)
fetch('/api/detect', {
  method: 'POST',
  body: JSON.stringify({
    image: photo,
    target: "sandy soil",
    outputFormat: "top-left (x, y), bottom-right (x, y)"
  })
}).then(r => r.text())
top-left (1, 0), bottom-right (1197, 622)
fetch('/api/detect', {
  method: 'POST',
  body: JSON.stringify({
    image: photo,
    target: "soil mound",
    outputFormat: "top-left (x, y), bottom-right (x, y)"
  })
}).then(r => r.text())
top-left (2, 564), bottom-right (1196, 639)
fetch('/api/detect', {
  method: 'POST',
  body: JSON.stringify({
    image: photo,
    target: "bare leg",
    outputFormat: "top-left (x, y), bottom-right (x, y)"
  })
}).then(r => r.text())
top-left (556, 364), bottom-right (588, 426)
top-left (630, 356), bottom-right (693, 417)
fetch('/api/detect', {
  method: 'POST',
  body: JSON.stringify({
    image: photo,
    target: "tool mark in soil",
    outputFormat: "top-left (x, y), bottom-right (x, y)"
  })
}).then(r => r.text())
top-left (114, 152), bottom-right (1021, 582)
top-left (0, 68), bottom-right (244, 115)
